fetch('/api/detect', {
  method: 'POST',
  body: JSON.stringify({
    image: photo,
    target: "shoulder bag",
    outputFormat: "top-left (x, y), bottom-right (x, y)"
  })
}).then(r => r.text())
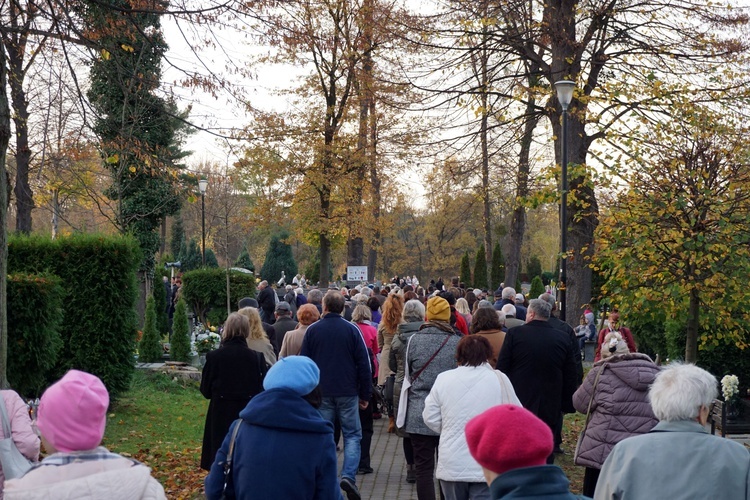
top-left (395, 333), bottom-right (451, 428)
top-left (0, 393), bottom-right (34, 479)
top-left (573, 365), bottom-right (605, 465)
top-left (221, 419), bottom-right (242, 499)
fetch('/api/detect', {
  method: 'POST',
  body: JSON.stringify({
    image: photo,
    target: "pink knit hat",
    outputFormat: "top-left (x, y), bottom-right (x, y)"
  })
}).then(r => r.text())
top-left (465, 405), bottom-right (552, 475)
top-left (36, 370), bottom-right (109, 453)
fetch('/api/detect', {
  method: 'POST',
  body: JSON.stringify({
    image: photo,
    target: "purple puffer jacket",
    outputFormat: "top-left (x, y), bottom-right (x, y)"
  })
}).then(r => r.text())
top-left (572, 353), bottom-right (659, 469)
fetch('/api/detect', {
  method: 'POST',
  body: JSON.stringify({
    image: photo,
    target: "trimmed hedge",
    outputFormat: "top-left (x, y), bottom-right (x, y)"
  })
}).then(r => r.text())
top-left (8, 233), bottom-right (141, 398)
top-left (7, 273), bottom-right (65, 397)
top-left (182, 268), bottom-right (256, 326)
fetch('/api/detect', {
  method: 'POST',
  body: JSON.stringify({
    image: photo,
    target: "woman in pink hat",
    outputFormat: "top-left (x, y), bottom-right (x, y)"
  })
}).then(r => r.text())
top-left (4, 370), bottom-right (165, 500)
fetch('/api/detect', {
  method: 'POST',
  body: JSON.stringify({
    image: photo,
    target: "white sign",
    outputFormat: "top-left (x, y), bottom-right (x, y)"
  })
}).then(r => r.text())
top-left (347, 266), bottom-right (368, 282)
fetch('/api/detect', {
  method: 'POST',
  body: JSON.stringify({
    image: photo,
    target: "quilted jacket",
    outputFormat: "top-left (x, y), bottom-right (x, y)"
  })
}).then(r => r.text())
top-left (572, 353), bottom-right (659, 469)
top-left (423, 364), bottom-right (521, 482)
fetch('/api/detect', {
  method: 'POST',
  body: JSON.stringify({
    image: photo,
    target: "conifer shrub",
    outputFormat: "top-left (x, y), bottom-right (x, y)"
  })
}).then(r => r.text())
top-left (139, 296), bottom-right (163, 363)
top-left (8, 233), bottom-right (140, 398)
top-left (7, 273), bottom-right (64, 397)
top-left (529, 276), bottom-right (545, 299)
top-left (153, 274), bottom-right (170, 335)
top-left (491, 243), bottom-right (504, 290)
top-left (170, 299), bottom-right (191, 362)
top-left (460, 251), bottom-right (472, 288)
top-left (474, 246), bottom-right (488, 290)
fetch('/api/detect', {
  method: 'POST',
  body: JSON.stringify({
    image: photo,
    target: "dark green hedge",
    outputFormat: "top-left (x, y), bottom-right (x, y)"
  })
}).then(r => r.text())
top-left (182, 268), bottom-right (256, 326)
top-left (8, 233), bottom-right (141, 398)
top-left (7, 273), bottom-right (65, 397)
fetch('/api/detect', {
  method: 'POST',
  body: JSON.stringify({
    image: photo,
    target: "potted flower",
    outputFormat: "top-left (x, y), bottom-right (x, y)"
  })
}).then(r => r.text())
top-left (194, 331), bottom-right (221, 366)
top-left (721, 374), bottom-right (740, 420)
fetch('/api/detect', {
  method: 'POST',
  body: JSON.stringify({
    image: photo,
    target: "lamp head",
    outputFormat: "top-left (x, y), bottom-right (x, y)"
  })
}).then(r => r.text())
top-left (555, 80), bottom-right (575, 111)
top-left (198, 179), bottom-right (208, 194)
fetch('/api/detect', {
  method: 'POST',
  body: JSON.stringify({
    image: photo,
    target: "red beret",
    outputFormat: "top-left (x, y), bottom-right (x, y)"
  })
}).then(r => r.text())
top-left (465, 405), bottom-right (553, 475)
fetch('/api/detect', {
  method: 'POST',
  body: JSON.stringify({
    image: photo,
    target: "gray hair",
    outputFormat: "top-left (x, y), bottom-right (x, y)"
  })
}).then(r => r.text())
top-left (402, 299), bottom-right (425, 323)
top-left (354, 293), bottom-right (368, 305)
top-left (537, 293), bottom-right (556, 308)
top-left (477, 300), bottom-right (494, 309)
top-left (501, 303), bottom-right (516, 318)
top-left (649, 363), bottom-right (717, 422)
top-left (527, 299), bottom-right (552, 320)
top-left (360, 287), bottom-right (372, 297)
top-left (351, 304), bottom-right (372, 323)
top-left (502, 287), bottom-right (516, 300)
top-left (307, 288), bottom-right (323, 304)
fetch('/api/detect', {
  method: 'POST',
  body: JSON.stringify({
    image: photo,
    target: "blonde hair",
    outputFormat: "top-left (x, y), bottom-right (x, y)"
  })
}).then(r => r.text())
top-left (238, 307), bottom-right (268, 340)
top-left (222, 313), bottom-right (250, 342)
top-left (455, 297), bottom-right (470, 315)
top-left (352, 304), bottom-right (372, 323)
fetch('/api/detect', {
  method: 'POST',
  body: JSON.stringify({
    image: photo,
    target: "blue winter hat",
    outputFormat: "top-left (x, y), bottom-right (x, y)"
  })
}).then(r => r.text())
top-left (263, 356), bottom-right (320, 395)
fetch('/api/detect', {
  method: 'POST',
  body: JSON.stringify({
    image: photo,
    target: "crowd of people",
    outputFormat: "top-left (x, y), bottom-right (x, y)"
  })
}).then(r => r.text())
top-left (1, 278), bottom-right (749, 499)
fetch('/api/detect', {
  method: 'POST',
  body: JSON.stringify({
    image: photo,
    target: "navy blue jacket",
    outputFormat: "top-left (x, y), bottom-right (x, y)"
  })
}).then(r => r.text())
top-left (489, 465), bottom-right (589, 499)
top-left (205, 389), bottom-right (343, 500)
top-left (300, 313), bottom-right (372, 401)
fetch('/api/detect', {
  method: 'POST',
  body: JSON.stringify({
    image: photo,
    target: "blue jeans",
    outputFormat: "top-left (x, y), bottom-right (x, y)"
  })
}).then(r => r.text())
top-left (319, 396), bottom-right (362, 482)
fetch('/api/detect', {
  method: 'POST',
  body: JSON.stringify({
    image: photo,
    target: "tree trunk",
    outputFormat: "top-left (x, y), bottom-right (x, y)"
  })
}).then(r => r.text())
top-left (505, 93), bottom-right (539, 288)
top-left (0, 54), bottom-right (12, 387)
top-left (51, 188), bottom-right (59, 239)
top-left (685, 287), bottom-right (700, 363)
top-left (8, 52), bottom-right (32, 234)
top-left (479, 60), bottom-right (492, 290)
top-left (367, 95), bottom-right (379, 281)
top-left (160, 217), bottom-right (167, 257)
top-left (348, 237), bottom-right (364, 266)
top-left (319, 233), bottom-right (331, 289)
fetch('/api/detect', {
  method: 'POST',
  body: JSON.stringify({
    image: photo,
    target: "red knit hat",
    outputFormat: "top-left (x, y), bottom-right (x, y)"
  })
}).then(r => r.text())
top-left (465, 404), bottom-right (553, 475)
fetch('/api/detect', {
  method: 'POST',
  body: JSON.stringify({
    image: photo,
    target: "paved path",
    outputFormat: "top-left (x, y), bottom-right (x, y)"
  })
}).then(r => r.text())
top-left (338, 417), bottom-right (423, 500)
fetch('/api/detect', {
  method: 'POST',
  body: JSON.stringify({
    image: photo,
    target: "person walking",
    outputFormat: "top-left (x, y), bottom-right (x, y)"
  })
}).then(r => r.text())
top-left (402, 296), bottom-right (462, 500)
top-left (200, 313), bottom-right (267, 471)
top-left (572, 332), bottom-right (659, 496)
top-left (423, 335), bottom-right (521, 500)
top-left (301, 291), bottom-right (372, 500)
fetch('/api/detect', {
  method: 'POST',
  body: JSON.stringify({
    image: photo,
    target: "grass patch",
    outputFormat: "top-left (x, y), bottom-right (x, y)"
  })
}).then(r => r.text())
top-left (103, 369), bottom-right (208, 499)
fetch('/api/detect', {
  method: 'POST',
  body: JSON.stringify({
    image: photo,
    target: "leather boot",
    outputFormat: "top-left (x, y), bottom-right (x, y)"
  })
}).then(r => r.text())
top-left (406, 464), bottom-right (416, 483)
top-left (387, 416), bottom-right (396, 433)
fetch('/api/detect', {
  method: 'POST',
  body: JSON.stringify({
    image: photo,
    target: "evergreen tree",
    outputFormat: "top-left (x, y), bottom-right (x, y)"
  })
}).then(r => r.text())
top-left (260, 232), bottom-right (298, 282)
top-left (491, 243), bottom-right (505, 290)
top-left (153, 276), bottom-right (169, 335)
top-left (205, 248), bottom-right (219, 268)
top-left (85, 0), bottom-right (191, 272)
top-left (529, 276), bottom-right (545, 299)
top-left (139, 296), bottom-right (162, 363)
top-left (179, 239), bottom-right (202, 272)
top-left (170, 215), bottom-right (185, 259)
top-left (460, 251), bottom-right (472, 288)
top-left (527, 256), bottom-right (542, 282)
top-left (234, 247), bottom-right (255, 272)
top-left (515, 278), bottom-right (522, 293)
top-left (170, 299), bottom-right (191, 362)
top-left (474, 246), bottom-right (488, 290)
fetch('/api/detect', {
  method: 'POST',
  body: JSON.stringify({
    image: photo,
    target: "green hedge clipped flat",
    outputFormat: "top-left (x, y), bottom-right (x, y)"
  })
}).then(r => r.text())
top-left (182, 268), bottom-right (256, 326)
top-left (8, 233), bottom-right (141, 398)
top-left (7, 273), bottom-right (64, 397)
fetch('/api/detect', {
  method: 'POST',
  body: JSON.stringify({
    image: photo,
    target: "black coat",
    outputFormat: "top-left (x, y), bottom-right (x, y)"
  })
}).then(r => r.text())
top-left (496, 320), bottom-right (577, 431)
top-left (548, 316), bottom-right (584, 386)
top-left (200, 337), bottom-right (266, 470)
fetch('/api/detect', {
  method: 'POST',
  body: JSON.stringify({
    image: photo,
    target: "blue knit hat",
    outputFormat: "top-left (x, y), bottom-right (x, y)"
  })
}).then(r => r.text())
top-left (263, 356), bottom-right (320, 395)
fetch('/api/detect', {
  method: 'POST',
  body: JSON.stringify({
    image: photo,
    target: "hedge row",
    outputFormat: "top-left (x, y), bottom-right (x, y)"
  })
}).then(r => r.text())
top-left (9, 234), bottom-right (141, 398)
top-left (7, 274), bottom-right (65, 397)
top-left (182, 268), bottom-right (256, 326)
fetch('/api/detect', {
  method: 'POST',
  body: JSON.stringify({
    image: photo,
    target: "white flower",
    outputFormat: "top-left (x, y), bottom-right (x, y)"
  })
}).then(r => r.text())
top-left (721, 374), bottom-right (739, 401)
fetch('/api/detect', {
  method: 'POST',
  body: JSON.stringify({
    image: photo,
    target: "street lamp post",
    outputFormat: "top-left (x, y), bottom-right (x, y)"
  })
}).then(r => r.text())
top-left (555, 80), bottom-right (575, 323)
top-left (198, 178), bottom-right (208, 266)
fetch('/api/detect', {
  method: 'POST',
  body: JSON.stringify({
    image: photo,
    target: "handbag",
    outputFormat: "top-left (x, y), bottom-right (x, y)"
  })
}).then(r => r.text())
top-left (221, 419), bottom-right (242, 499)
top-left (395, 333), bottom-right (452, 428)
top-left (0, 393), bottom-right (34, 479)
top-left (573, 365), bottom-right (605, 465)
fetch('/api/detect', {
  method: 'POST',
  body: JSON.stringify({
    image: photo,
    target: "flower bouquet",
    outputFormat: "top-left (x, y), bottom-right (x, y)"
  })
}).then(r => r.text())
top-left (194, 331), bottom-right (221, 355)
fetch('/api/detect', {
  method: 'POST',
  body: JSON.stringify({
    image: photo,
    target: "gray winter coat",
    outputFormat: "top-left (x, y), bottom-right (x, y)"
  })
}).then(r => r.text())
top-left (403, 322), bottom-right (462, 436)
top-left (390, 321), bottom-right (424, 385)
top-left (572, 352), bottom-right (659, 469)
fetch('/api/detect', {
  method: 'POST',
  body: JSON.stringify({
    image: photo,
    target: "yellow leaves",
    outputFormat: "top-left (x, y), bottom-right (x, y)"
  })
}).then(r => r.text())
top-left (101, 49), bottom-right (110, 60)
top-left (121, 44), bottom-right (135, 53)
top-left (129, 166), bottom-right (137, 173)
top-left (106, 153), bottom-right (119, 164)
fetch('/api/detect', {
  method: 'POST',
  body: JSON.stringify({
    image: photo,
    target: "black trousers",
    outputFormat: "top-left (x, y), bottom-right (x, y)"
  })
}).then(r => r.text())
top-left (359, 401), bottom-right (374, 468)
top-left (583, 466), bottom-right (601, 497)
top-left (411, 434), bottom-right (443, 500)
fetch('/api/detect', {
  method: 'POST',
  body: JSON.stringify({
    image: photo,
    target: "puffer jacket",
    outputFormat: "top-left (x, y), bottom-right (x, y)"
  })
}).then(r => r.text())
top-left (403, 323), bottom-right (462, 436)
top-left (423, 364), bottom-right (521, 482)
top-left (0, 390), bottom-right (40, 498)
top-left (572, 353), bottom-right (659, 469)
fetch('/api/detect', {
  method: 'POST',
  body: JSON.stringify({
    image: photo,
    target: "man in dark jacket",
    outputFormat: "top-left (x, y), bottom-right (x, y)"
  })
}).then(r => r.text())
top-left (273, 302), bottom-right (298, 349)
top-left (301, 291), bottom-right (372, 500)
top-left (496, 299), bottom-right (577, 465)
top-left (256, 280), bottom-right (277, 324)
